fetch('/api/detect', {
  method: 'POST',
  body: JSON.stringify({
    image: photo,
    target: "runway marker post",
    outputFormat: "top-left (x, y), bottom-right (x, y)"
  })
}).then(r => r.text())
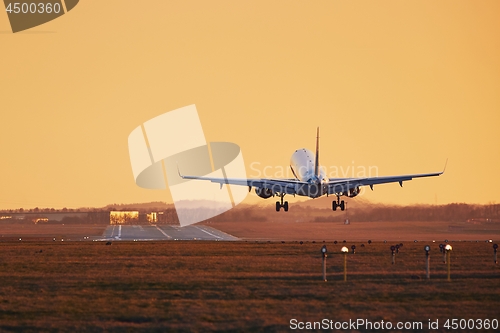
top-left (445, 244), bottom-right (453, 281)
top-left (321, 245), bottom-right (327, 281)
top-left (341, 246), bottom-right (348, 281)
top-left (424, 245), bottom-right (431, 279)
top-left (493, 244), bottom-right (498, 264)
top-left (440, 244), bottom-right (446, 263)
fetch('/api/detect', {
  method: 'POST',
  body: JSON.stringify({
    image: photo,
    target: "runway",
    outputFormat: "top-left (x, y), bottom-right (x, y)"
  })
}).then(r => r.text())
top-left (94, 225), bottom-right (239, 241)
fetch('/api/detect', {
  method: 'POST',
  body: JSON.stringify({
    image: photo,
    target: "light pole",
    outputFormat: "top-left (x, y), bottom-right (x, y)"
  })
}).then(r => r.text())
top-left (341, 246), bottom-right (348, 281)
top-left (440, 244), bottom-right (446, 263)
top-left (493, 244), bottom-right (498, 264)
top-left (424, 245), bottom-right (431, 279)
top-left (445, 244), bottom-right (452, 281)
top-left (390, 245), bottom-right (396, 264)
top-left (321, 245), bottom-right (327, 281)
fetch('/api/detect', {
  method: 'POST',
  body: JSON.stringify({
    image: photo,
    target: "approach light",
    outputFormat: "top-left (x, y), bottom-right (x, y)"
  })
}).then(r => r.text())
top-left (341, 246), bottom-right (348, 253)
top-left (424, 245), bottom-right (431, 279)
top-left (321, 245), bottom-right (328, 281)
top-left (445, 244), bottom-right (453, 280)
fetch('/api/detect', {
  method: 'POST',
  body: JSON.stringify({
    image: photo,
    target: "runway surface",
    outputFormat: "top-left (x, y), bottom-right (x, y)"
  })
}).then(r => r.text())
top-left (94, 225), bottom-right (239, 241)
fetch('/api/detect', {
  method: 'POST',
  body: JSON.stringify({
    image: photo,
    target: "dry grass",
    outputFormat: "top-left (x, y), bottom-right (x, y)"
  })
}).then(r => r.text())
top-left (0, 224), bottom-right (106, 241)
top-left (204, 219), bottom-right (500, 242)
top-left (0, 241), bottom-right (498, 332)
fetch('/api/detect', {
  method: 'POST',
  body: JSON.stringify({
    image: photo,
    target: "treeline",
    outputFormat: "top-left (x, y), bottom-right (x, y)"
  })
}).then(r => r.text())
top-left (2, 202), bottom-right (499, 224)
top-left (205, 202), bottom-right (500, 223)
top-left (204, 206), bottom-right (268, 223)
top-left (104, 201), bottom-right (169, 212)
top-left (1, 202), bottom-right (170, 214)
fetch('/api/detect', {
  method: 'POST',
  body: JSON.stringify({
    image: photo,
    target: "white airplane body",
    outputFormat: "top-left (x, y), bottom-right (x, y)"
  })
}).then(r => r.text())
top-left (180, 128), bottom-right (445, 212)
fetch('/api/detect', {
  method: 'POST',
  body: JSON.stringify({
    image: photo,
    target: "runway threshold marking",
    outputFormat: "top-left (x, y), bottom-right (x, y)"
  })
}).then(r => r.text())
top-left (203, 227), bottom-right (239, 240)
top-left (195, 226), bottom-right (222, 239)
top-left (155, 226), bottom-right (172, 239)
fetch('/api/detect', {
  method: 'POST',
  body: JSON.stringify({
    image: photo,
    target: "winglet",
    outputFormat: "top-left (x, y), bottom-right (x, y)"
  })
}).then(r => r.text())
top-left (441, 158), bottom-right (448, 174)
top-left (176, 162), bottom-right (184, 179)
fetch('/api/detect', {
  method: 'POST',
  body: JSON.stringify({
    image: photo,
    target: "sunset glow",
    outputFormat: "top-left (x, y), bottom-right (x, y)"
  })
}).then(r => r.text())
top-left (1, 1), bottom-right (499, 209)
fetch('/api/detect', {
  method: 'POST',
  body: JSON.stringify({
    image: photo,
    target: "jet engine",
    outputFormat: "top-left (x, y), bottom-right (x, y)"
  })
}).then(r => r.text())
top-left (346, 186), bottom-right (361, 198)
top-left (255, 188), bottom-right (273, 199)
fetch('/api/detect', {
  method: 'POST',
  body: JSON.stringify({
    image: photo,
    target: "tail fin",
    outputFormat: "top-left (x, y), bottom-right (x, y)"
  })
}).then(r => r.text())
top-left (314, 127), bottom-right (320, 178)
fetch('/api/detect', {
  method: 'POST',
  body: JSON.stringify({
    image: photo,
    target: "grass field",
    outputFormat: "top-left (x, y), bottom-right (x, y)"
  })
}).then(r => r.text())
top-left (206, 219), bottom-right (500, 243)
top-left (0, 240), bottom-right (498, 332)
top-left (0, 224), bottom-right (106, 241)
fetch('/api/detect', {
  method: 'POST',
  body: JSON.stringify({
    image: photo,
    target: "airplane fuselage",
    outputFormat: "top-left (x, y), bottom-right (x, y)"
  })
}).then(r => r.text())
top-left (290, 148), bottom-right (328, 198)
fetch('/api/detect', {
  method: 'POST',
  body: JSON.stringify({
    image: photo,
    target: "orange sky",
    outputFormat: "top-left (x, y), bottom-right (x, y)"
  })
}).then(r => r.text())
top-left (1, 1), bottom-right (499, 209)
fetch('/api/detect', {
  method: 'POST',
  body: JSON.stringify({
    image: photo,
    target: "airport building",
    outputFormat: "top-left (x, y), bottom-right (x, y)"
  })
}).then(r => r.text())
top-left (109, 211), bottom-right (159, 225)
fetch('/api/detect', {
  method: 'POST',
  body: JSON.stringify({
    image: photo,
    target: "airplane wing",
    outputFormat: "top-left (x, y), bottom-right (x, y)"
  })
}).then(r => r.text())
top-left (327, 170), bottom-right (445, 195)
top-left (179, 160), bottom-right (447, 196)
top-left (178, 170), bottom-right (308, 195)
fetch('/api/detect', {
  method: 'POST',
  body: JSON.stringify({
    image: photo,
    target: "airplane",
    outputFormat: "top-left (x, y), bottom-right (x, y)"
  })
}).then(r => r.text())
top-left (179, 128), bottom-right (445, 212)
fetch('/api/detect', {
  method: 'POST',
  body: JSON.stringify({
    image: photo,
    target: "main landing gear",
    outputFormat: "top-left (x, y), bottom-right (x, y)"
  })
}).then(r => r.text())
top-left (332, 195), bottom-right (345, 211)
top-left (276, 193), bottom-right (289, 212)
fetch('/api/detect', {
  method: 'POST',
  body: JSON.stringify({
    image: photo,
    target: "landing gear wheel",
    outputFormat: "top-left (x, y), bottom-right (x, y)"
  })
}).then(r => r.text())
top-left (276, 201), bottom-right (281, 212)
top-left (284, 201), bottom-right (289, 212)
top-left (333, 196), bottom-right (346, 211)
